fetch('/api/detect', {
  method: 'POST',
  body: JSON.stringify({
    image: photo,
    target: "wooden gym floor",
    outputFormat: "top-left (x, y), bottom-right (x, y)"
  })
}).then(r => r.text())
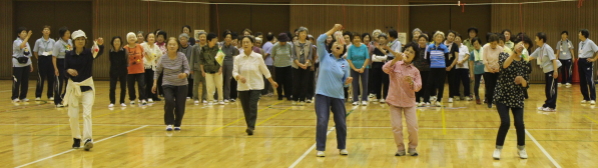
top-left (1, 80), bottom-right (596, 168)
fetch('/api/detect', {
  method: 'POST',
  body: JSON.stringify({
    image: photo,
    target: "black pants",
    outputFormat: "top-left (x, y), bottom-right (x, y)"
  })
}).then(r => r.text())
top-left (12, 66), bottom-right (31, 100)
top-left (559, 59), bottom-right (572, 84)
top-left (163, 85), bottom-right (187, 127)
top-left (542, 71), bottom-right (558, 109)
top-left (54, 59), bottom-right (66, 105)
top-left (231, 79), bottom-right (238, 99)
top-left (370, 63), bottom-right (389, 100)
top-left (275, 66), bottom-right (293, 100)
top-left (473, 74), bottom-right (483, 100)
top-left (448, 69), bottom-right (459, 97)
top-left (144, 69), bottom-right (158, 99)
top-left (262, 65), bottom-right (275, 95)
top-left (35, 56), bottom-right (54, 98)
top-left (483, 72), bottom-right (499, 105)
top-left (416, 71), bottom-right (430, 102)
top-left (306, 69), bottom-right (315, 100)
top-left (578, 58), bottom-right (596, 101)
top-left (427, 68), bottom-right (446, 102)
top-left (110, 74), bottom-right (127, 104)
top-left (455, 69), bottom-right (471, 97)
top-left (127, 73), bottom-right (146, 101)
top-left (239, 90), bottom-right (261, 129)
top-left (292, 67), bottom-right (311, 102)
top-left (187, 77), bottom-right (194, 98)
top-left (495, 102), bottom-right (525, 147)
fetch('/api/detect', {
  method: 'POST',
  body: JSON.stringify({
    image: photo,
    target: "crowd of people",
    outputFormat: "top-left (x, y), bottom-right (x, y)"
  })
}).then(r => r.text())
top-left (10, 23), bottom-right (598, 158)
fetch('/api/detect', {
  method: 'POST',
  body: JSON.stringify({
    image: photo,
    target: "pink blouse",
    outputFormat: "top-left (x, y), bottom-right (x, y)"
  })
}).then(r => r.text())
top-left (383, 60), bottom-right (422, 107)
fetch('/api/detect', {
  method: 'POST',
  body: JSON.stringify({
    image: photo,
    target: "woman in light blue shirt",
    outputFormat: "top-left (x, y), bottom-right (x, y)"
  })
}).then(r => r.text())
top-left (529, 32), bottom-right (561, 112)
top-left (347, 32), bottom-right (370, 106)
top-left (12, 27), bottom-right (34, 102)
top-left (33, 25), bottom-right (56, 101)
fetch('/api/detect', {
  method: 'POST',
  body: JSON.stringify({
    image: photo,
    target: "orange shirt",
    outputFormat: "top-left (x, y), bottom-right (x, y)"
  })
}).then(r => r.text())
top-left (124, 44), bottom-right (145, 74)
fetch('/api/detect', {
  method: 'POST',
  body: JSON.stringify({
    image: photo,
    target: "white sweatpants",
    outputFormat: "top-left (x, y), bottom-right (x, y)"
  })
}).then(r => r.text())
top-left (205, 73), bottom-right (223, 101)
top-left (68, 91), bottom-right (94, 140)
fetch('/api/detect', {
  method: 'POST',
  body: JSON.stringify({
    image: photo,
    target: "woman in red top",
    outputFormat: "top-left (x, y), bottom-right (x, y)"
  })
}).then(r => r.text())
top-left (124, 32), bottom-right (147, 105)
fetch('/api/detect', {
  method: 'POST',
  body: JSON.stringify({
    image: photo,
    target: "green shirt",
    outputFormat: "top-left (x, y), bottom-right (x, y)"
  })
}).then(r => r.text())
top-left (200, 45), bottom-right (221, 73)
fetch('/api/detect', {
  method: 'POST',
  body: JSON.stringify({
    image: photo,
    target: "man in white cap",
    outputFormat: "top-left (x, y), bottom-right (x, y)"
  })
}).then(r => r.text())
top-left (63, 29), bottom-right (104, 151)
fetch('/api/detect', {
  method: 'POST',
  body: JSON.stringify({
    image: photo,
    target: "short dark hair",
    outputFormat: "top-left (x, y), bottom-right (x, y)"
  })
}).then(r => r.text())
top-left (501, 29), bottom-right (512, 41)
top-left (255, 32), bottom-right (263, 37)
top-left (266, 32), bottom-right (274, 41)
top-left (498, 34), bottom-right (506, 42)
top-left (43, 25), bottom-right (51, 30)
top-left (145, 32), bottom-right (155, 42)
top-left (242, 36), bottom-right (255, 43)
top-left (16, 27), bottom-right (27, 36)
top-left (243, 28), bottom-right (252, 35)
top-left (488, 33), bottom-right (499, 43)
top-left (58, 26), bottom-right (69, 39)
top-left (231, 32), bottom-right (239, 40)
top-left (501, 29), bottom-right (512, 35)
top-left (350, 32), bottom-right (361, 42)
top-left (156, 30), bottom-right (167, 40)
top-left (418, 35), bottom-right (429, 41)
top-left (342, 31), bottom-right (351, 37)
top-left (328, 38), bottom-right (347, 56)
top-left (403, 42), bottom-right (419, 57)
top-left (580, 29), bottom-right (590, 38)
top-left (536, 32), bottom-right (547, 43)
top-left (471, 37), bottom-right (481, 45)
top-left (207, 32), bottom-right (218, 42)
top-left (446, 30), bottom-right (458, 38)
top-left (182, 25), bottom-right (191, 32)
top-left (223, 32), bottom-right (232, 39)
top-left (361, 33), bottom-right (371, 41)
top-left (110, 36), bottom-right (123, 50)
top-left (561, 31), bottom-right (569, 35)
top-left (454, 33), bottom-right (462, 40)
top-left (388, 29), bottom-right (398, 39)
top-left (467, 27), bottom-right (479, 35)
top-left (513, 32), bottom-right (533, 49)
top-left (378, 34), bottom-right (388, 40)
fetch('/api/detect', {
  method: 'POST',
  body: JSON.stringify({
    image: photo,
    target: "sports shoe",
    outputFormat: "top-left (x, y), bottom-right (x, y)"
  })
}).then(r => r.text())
top-left (12, 99), bottom-right (20, 103)
top-left (230, 99), bottom-right (236, 102)
top-left (153, 97), bottom-right (161, 101)
top-left (224, 99), bottom-right (230, 103)
top-left (130, 101), bottom-right (136, 105)
top-left (493, 148), bottom-right (501, 160)
top-left (476, 99), bottom-right (481, 104)
top-left (166, 125), bottom-right (173, 131)
top-left (581, 100), bottom-right (588, 104)
top-left (141, 100), bottom-right (147, 105)
top-left (203, 100), bottom-right (208, 104)
top-left (186, 97), bottom-right (191, 100)
top-left (208, 102), bottom-right (214, 106)
top-left (292, 101), bottom-right (297, 105)
top-left (537, 107), bottom-right (547, 111)
top-left (544, 108), bottom-right (556, 112)
top-left (361, 101), bottom-right (367, 106)
top-left (316, 151), bottom-right (325, 157)
top-left (395, 150), bottom-right (406, 156)
top-left (174, 127), bottom-right (181, 131)
top-left (83, 139), bottom-right (93, 151)
top-left (408, 148), bottom-right (418, 156)
top-left (218, 101), bottom-right (225, 105)
top-left (306, 99), bottom-right (312, 103)
top-left (120, 103), bottom-right (127, 107)
top-left (417, 102), bottom-right (425, 107)
top-left (246, 128), bottom-right (254, 135)
top-left (565, 83), bottom-right (572, 88)
top-left (352, 101), bottom-right (359, 106)
top-left (21, 98), bottom-right (29, 102)
top-left (49, 97), bottom-right (54, 101)
top-left (148, 98), bottom-right (154, 103)
top-left (35, 97), bottom-right (41, 101)
top-left (430, 96), bottom-right (437, 102)
top-left (591, 100), bottom-right (596, 105)
top-left (518, 148), bottom-right (528, 159)
top-left (454, 97), bottom-right (460, 101)
top-left (339, 149), bottom-right (349, 155)
top-left (108, 104), bottom-right (114, 108)
top-left (557, 83), bottom-right (562, 87)
top-left (434, 102), bottom-right (441, 107)
top-left (56, 103), bottom-right (65, 108)
top-left (368, 93), bottom-right (376, 98)
top-left (299, 101), bottom-right (306, 106)
top-left (194, 100), bottom-right (200, 105)
top-left (465, 96), bottom-right (473, 101)
top-left (72, 138), bottom-right (81, 149)
top-left (425, 102), bottom-right (431, 107)
top-left (448, 98), bottom-right (454, 103)
top-left (380, 99), bottom-right (386, 103)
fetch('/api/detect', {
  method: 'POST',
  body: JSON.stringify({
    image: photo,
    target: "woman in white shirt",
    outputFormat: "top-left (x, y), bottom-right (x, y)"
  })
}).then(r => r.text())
top-left (233, 36), bottom-right (278, 136)
top-left (454, 35), bottom-right (472, 100)
top-left (142, 32), bottom-right (163, 103)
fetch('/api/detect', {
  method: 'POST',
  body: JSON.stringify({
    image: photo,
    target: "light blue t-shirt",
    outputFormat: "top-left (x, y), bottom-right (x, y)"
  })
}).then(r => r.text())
top-left (531, 43), bottom-right (561, 73)
top-left (12, 38), bottom-right (32, 67)
top-left (347, 43), bottom-right (370, 69)
top-left (316, 34), bottom-right (350, 99)
top-left (579, 39), bottom-right (598, 59)
top-left (271, 42), bottom-right (293, 67)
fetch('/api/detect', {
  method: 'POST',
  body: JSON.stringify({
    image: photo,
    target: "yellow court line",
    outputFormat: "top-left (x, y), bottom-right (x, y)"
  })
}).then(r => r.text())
top-left (256, 106), bottom-right (292, 126)
top-left (583, 115), bottom-right (598, 124)
top-left (210, 100), bottom-right (284, 132)
top-left (441, 106), bottom-right (446, 135)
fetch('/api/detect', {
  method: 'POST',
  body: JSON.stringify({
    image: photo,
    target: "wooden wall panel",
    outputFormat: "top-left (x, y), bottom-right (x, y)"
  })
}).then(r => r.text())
top-left (491, 0), bottom-right (598, 83)
top-left (0, 0), bottom-right (13, 79)
top-left (290, 0), bottom-right (409, 39)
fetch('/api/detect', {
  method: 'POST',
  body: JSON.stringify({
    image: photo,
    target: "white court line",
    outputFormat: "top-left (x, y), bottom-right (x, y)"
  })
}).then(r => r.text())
top-left (14, 125), bottom-right (148, 168)
top-left (289, 127), bottom-right (335, 168)
top-left (525, 130), bottom-right (562, 168)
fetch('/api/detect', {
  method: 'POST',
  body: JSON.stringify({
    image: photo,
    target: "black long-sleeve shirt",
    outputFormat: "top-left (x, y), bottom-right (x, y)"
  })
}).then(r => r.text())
top-left (65, 45), bottom-right (104, 92)
top-left (109, 48), bottom-right (128, 77)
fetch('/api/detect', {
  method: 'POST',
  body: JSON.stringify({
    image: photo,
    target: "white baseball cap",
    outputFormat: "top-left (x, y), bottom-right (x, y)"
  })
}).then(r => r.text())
top-left (71, 30), bottom-right (87, 40)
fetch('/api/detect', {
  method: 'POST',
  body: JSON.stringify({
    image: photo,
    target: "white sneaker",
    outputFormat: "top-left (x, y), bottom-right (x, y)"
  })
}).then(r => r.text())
top-left (380, 99), bottom-right (386, 103)
top-left (21, 98), bottom-right (29, 102)
top-left (186, 97), bottom-right (191, 100)
top-left (130, 101), bottom-right (136, 105)
top-left (108, 104), bottom-right (114, 108)
top-left (218, 101), bottom-right (225, 105)
top-left (141, 100), bottom-right (147, 105)
top-left (166, 125), bottom-right (173, 131)
top-left (448, 98), bottom-right (454, 103)
top-left (493, 149), bottom-right (501, 160)
top-left (361, 101), bottom-right (367, 106)
top-left (434, 101), bottom-right (441, 107)
top-left (120, 103), bottom-right (127, 107)
top-left (537, 107), bottom-right (546, 111)
top-left (591, 100), bottom-right (596, 105)
top-left (224, 99), bottom-right (230, 103)
top-left (453, 97), bottom-right (460, 101)
top-left (352, 101), bottom-right (359, 106)
top-left (368, 93), bottom-right (376, 98)
top-left (544, 108), bottom-right (556, 112)
top-left (518, 148), bottom-right (528, 159)
top-left (316, 151), bottom-right (325, 157)
top-left (581, 100), bottom-right (587, 104)
top-left (35, 97), bottom-right (41, 101)
top-left (194, 100), bottom-right (199, 104)
top-left (208, 102), bottom-right (214, 106)
top-left (292, 101), bottom-right (297, 105)
top-left (12, 99), bottom-right (20, 103)
top-left (49, 97), bottom-right (54, 101)
top-left (299, 101), bottom-right (306, 106)
top-left (148, 98), bottom-right (154, 103)
top-left (425, 102), bottom-right (431, 107)
top-left (306, 99), bottom-right (312, 103)
top-left (370, 98), bottom-right (378, 102)
top-left (339, 149), bottom-right (349, 155)
top-left (430, 96), bottom-right (437, 102)
top-left (465, 97), bottom-right (473, 101)
top-left (417, 102), bottom-right (425, 107)
top-left (203, 100), bottom-right (208, 104)
top-left (557, 83), bottom-right (562, 87)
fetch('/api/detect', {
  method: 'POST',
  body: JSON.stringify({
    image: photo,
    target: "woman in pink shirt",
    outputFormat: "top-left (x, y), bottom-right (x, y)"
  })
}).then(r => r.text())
top-left (383, 42), bottom-right (422, 157)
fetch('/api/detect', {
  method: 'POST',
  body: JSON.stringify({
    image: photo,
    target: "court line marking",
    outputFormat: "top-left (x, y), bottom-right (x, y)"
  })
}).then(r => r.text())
top-left (14, 125), bottom-right (148, 168)
top-left (209, 101), bottom-right (284, 132)
top-left (525, 130), bottom-right (562, 168)
top-left (441, 106), bottom-right (446, 135)
top-left (256, 107), bottom-right (292, 126)
top-left (583, 115), bottom-right (598, 124)
top-left (289, 127), bottom-right (334, 168)
top-left (34, 107), bottom-right (130, 133)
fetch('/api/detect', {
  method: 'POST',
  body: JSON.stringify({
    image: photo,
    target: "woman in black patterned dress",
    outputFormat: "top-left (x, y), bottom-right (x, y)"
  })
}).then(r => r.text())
top-left (491, 41), bottom-right (530, 160)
